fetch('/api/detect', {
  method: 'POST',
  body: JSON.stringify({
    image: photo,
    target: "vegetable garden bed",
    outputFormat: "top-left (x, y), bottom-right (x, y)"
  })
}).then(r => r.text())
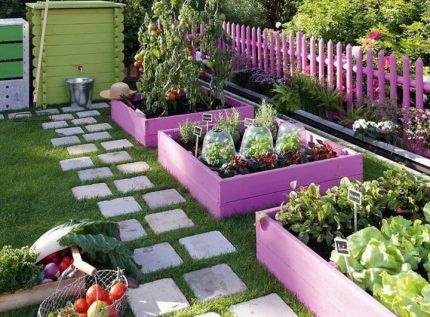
top-left (158, 123), bottom-right (363, 219)
top-left (255, 208), bottom-right (396, 317)
top-left (111, 91), bottom-right (255, 148)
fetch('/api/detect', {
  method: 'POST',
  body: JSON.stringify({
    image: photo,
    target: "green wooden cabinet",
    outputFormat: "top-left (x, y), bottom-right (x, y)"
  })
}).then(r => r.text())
top-left (26, 1), bottom-right (125, 107)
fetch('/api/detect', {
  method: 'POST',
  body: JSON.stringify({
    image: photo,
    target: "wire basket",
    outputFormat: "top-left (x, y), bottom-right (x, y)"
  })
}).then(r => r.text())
top-left (38, 269), bottom-right (128, 317)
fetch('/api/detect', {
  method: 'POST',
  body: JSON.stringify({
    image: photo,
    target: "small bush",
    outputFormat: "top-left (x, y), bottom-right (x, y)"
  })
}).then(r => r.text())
top-left (255, 101), bottom-right (277, 137)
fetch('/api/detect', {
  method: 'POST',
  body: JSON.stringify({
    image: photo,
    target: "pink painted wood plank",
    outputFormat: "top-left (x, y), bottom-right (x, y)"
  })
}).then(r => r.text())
top-left (336, 42), bottom-right (343, 94)
top-left (389, 54), bottom-right (397, 107)
top-left (276, 32), bottom-right (282, 78)
top-left (416, 58), bottom-right (424, 109)
top-left (263, 30), bottom-right (269, 73)
top-left (289, 33), bottom-right (295, 76)
top-left (356, 49), bottom-right (363, 104)
top-left (366, 49), bottom-right (374, 103)
top-left (241, 24), bottom-right (246, 59)
top-left (402, 56), bottom-right (411, 111)
top-left (236, 24), bottom-right (241, 55)
top-left (296, 32), bottom-right (302, 72)
top-left (246, 25), bottom-right (251, 67)
top-left (256, 211), bottom-right (397, 317)
top-left (327, 40), bottom-right (334, 89)
top-left (377, 50), bottom-right (386, 105)
top-left (346, 44), bottom-right (353, 108)
top-left (251, 27), bottom-right (257, 67)
top-left (302, 35), bottom-right (308, 74)
top-left (231, 23), bottom-right (236, 53)
top-left (270, 31), bottom-right (276, 76)
top-left (283, 33), bottom-right (288, 79)
top-left (318, 39), bottom-right (325, 85)
top-left (310, 36), bottom-right (316, 77)
top-left (257, 27), bottom-right (262, 69)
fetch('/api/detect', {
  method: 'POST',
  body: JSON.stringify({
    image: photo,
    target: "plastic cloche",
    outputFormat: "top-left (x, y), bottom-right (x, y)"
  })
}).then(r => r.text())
top-left (239, 126), bottom-right (274, 160)
top-left (275, 121), bottom-right (306, 155)
top-left (202, 129), bottom-right (236, 167)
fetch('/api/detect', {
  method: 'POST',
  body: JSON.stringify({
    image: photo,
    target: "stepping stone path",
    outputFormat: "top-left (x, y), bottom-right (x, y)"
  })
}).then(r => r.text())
top-left (61, 106), bottom-right (85, 113)
top-left (113, 176), bottom-right (154, 193)
top-left (118, 219), bottom-right (146, 242)
top-left (56, 127), bottom-right (84, 136)
top-left (101, 139), bottom-right (133, 151)
top-left (60, 157), bottom-right (94, 171)
top-left (143, 189), bottom-right (186, 209)
top-left (72, 117), bottom-right (97, 125)
top-left (133, 242), bottom-right (183, 274)
top-left (72, 183), bottom-right (112, 200)
top-left (78, 167), bottom-right (113, 181)
top-left (98, 151), bottom-right (131, 164)
top-left (36, 108), bottom-right (60, 115)
top-left (77, 110), bottom-right (100, 118)
top-left (127, 278), bottom-right (189, 317)
top-left (117, 161), bottom-right (149, 174)
top-left (83, 132), bottom-right (112, 142)
top-left (184, 264), bottom-right (247, 301)
top-left (179, 231), bottom-right (236, 260)
top-left (145, 209), bottom-right (194, 234)
top-left (0, 114), bottom-right (4, 120)
top-left (42, 121), bottom-right (68, 129)
top-left (51, 114), bottom-right (74, 121)
top-left (85, 123), bottom-right (112, 132)
top-left (230, 294), bottom-right (298, 317)
top-left (88, 102), bottom-right (110, 109)
top-left (51, 136), bottom-right (81, 147)
top-left (67, 143), bottom-right (98, 155)
top-left (9, 112), bottom-right (32, 119)
top-left (98, 196), bottom-right (141, 217)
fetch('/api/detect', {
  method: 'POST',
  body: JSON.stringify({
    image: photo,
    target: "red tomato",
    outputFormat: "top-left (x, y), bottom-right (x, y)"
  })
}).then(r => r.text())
top-left (134, 60), bottom-right (143, 69)
top-left (109, 283), bottom-right (126, 301)
top-left (62, 256), bottom-right (73, 264)
top-left (166, 92), bottom-right (176, 101)
top-left (86, 284), bottom-right (109, 306)
top-left (42, 252), bottom-right (61, 264)
top-left (74, 298), bottom-right (89, 314)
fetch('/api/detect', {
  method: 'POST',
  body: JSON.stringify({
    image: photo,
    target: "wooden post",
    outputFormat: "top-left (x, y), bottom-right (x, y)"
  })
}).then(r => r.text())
top-left (327, 40), bottom-right (334, 89)
top-left (346, 44), bottom-right (353, 108)
top-left (318, 38), bottom-right (325, 85)
top-left (289, 33), bottom-right (295, 76)
top-left (283, 33), bottom-right (288, 79)
top-left (389, 54), bottom-right (397, 107)
top-left (296, 32), bottom-right (302, 72)
top-left (366, 49), bottom-right (374, 103)
top-left (257, 27), bottom-right (262, 69)
top-left (336, 42), bottom-right (343, 94)
top-left (416, 58), bottom-right (424, 109)
top-left (310, 36), bottom-right (316, 77)
top-left (356, 49), bottom-right (363, 104)
top-left (251, 27), bottom-right (257, 67)
top-left (377, 50), bottom-right (385, 106)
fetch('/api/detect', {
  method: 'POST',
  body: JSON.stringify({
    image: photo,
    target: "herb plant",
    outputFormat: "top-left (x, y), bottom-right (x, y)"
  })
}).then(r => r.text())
top-left (179, 120), bottom-right (202, 145)
top-left (240, 126), bottom-right (274, 160)
top-left (202, 129), bottom-right (235, 167)
top-left (275, 130), bottom-right (302, 154)
top-left (0, 246), bottom-right (43, 293)
top-left (255, 101), bottom-right (278, 137)
top-left (214, 109), bottom-right (240, 144)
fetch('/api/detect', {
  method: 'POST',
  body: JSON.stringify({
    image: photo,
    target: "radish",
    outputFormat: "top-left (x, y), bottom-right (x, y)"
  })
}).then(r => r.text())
top-left (44, 263), bottom-right (60, 279)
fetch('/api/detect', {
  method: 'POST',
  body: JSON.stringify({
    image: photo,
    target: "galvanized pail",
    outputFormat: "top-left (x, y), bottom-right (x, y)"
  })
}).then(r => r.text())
top-left (65, 77), bottom-right (95, 108)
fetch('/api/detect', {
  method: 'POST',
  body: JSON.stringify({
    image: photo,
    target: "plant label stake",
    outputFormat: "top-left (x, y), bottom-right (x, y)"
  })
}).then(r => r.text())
top-left (194, 126), bottom-right (203, 157)
top-left (202, 113), bottom-right (213, 132)
top-left (334, 237), bottom-right (353, 280)
top-left (244, 118), bottom-right (255, 127)
top-left (348, 188), bottom-right (362, 232)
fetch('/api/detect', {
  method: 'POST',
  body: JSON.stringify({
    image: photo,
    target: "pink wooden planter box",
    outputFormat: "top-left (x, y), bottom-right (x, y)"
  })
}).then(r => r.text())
top-left (158, 126), bottom-right (363, 219)
top-left (256, 208), bottom-right (397, 317)
top-left (111, 94), bottom-right (255, 148)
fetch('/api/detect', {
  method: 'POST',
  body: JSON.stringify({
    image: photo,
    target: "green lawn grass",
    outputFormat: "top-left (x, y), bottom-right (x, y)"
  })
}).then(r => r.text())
top-left (0, 109), bottom-right (389, 317)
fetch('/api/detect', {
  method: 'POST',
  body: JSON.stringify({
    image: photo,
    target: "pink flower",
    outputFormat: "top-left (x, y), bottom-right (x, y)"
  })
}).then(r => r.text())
top-left (384, 56), bottom-right (390, 70)
top-left (368, 29), bottom-right (383, 40)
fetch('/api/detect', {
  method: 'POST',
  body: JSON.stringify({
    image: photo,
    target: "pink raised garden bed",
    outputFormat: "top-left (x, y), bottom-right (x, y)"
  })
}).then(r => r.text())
top-left (158, 124), bottom-right (363, 219)
top-left (111, 93), bottom-right (255, 147)
top-left (256, 208), bottom-right (396, 317)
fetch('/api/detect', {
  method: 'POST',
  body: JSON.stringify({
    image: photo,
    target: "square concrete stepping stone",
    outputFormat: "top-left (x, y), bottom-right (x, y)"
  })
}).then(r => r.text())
top-left (101, 139), bottom-right (133, 151)
top-left (60, 157), bottom-right (94, 171)
top-left (184, 264), bottom-right (247, 301)
top-left (78, 167), bottom-right (113, 181)
top-left (230, 294), bottom-right (297, 317)
top-left (117, 161), bottom-right (150, 174)
top-left (118, 219), bottom-right (147, 242)
top-left (195, 313), bottom-right (221, 317)
top-left (9, 111), bottom-right (32, 119)
top-left (113, 176), bottom-right (154, 194)
top-left (85, 123), bottom-right (112, 132)
top-left (42, 121), bottom-right (68, 129)
top-left (88, 102), bottom-right (110, 109)
top-left (145, 209), bottom-right (194, 234)
top-left (98, 196), bottom-right (141, 218)
top-left (67, 143), bottom-right (98, 155)
top-left (51, 114), bottom-right (74, 121)
top-left (56, 127), bottom-right (84, 136)
top-left (72, 183), bottom-right (112, 200)
top-left (98, 151), bottom-right (131, 164)
top-left (133, 242), bottom-right (183, 274)
top-left (83, 131), bottom-right (112, 142)
top-left (76, 110), bottom-right (101, 118)
top-left (179, 231), bottom-right (236, 260)
top-left (61, 106), bottom-right (85, 113)
top-left (127, 278), bottom-right (189, 316)
top-left (0, 114), bottom-right (4, 120)
top-left (51, 136), bottom-right (81, 147)
top-left (143, 189), bottom-right (186, 209)
top-left (36, 108), bottom-right (60, 116)
top-left (71, 117), bottom-right (97, 126)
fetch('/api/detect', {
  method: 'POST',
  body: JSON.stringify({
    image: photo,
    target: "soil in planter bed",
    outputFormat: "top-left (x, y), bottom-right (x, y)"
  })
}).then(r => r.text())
top-left (121, 94), bottom-right (228, 118)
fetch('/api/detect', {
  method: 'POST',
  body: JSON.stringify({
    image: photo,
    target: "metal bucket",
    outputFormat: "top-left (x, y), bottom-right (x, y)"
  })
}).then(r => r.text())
top-left (65, 77), bottom-right (94, 108)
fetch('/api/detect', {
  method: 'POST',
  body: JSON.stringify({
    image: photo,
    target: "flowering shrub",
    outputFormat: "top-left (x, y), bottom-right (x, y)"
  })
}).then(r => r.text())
top-left (352, 119), bottom-right (398, 143)
top-left (404, 108), bottom-right (430, 154)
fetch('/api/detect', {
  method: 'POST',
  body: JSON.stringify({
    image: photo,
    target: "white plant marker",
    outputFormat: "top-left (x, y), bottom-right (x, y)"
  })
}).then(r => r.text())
top-left (194, 126), bottom-right (203, 157)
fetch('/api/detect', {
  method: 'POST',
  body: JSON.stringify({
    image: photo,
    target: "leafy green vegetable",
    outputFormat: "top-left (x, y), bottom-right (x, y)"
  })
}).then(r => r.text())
top-left (59, 234), bottom-right (142, 279)
top-left (59, 219), bottom-right (121, 240)
top-left (0, 246), bottom-right (43, 293)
